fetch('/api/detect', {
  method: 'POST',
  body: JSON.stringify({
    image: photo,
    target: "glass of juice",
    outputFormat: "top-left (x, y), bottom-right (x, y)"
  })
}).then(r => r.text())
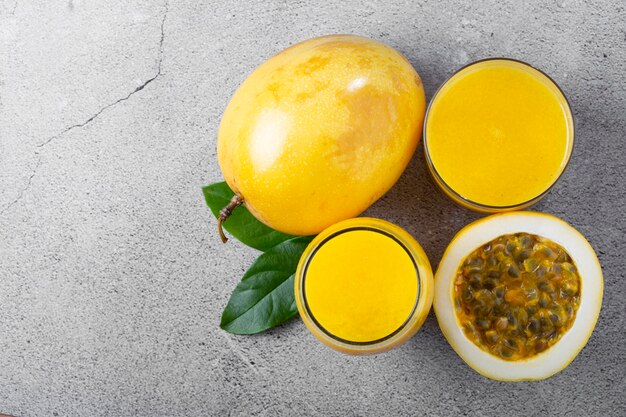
top-left (295, 218), bottom-right (434, 354)
top-left (423, 58), bottom-right (574, 212)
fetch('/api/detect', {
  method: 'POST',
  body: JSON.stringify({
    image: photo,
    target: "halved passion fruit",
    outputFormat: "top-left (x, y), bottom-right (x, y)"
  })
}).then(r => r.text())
top-left (434, 212), bottom-right (603, 381)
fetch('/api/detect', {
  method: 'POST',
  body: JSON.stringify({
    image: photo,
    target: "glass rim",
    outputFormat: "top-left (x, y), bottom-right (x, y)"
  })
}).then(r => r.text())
top-left (300, 225), bottom-right (421, 346)
top-left (295, 218), bottom-right (428, 352)
top-left (422, 57), bottom-right (576, 211)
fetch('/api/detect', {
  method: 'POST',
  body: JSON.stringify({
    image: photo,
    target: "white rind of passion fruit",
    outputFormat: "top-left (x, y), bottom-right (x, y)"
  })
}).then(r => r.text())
top-left (434, 212), bottom-right (603, 381)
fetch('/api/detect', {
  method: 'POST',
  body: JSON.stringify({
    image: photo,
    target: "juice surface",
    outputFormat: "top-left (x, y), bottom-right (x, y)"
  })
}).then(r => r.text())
top-left (303, 229), bottom-right (418, 343)
top-left (426, 60), bottom-right (573, 207)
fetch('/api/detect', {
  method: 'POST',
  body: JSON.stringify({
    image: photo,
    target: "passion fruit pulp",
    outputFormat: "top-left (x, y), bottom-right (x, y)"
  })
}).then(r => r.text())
top-left (454, 232), bottom-right (581, 361)
top-left (434, 212), bottom-right (603, 381)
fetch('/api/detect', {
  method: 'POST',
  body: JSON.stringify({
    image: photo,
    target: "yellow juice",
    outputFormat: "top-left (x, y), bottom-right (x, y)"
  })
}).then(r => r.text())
top-left (424, 59), bottom-right (574, 210)
top-left (305, 230), bottom-right (417, 342)
top-left (295, 218), bottom-right (433, 354)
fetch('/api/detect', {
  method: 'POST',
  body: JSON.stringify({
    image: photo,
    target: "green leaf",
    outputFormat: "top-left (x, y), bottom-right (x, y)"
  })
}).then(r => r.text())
top-left (220, 236), bottom-right (313, 334)
top-left (202, 181), bottom-right (298, 251)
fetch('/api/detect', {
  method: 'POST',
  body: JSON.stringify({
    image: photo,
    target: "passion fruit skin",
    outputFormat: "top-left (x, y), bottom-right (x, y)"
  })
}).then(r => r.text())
top-left (434, 212), bottom-right (603, 381)
top-left (218, 35), bottom-right (425, 236)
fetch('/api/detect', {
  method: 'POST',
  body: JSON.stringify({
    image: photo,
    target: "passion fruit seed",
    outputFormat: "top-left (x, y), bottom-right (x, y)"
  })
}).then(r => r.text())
top-left (453, 233), bottom-right (581, 361)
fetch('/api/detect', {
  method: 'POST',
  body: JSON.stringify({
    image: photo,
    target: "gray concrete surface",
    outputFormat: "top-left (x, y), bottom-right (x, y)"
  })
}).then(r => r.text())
top-left (1, 0), bottom-right (625, 416)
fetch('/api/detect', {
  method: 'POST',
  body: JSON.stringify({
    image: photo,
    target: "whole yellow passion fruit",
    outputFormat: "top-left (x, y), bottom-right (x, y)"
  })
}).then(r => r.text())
top-left (217, 35), bottom-right (425, 237)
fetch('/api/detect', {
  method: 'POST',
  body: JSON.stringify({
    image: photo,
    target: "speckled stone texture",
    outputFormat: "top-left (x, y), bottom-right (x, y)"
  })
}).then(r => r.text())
top-left (1, 0), bottom-right (625, 416)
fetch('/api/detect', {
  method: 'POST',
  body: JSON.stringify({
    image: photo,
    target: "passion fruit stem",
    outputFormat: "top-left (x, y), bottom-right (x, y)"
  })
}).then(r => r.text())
top-left (217, 194), bottom-right (245, 243)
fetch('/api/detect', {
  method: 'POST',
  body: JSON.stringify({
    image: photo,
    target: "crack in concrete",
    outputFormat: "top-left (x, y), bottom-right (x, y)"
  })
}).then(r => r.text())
top-left (220, 332), bottom-right (261, 376)
top-left (11, 0), bottom-right (18, 15)
top-left (37, 0), bottom-right (169, 149)
top-left (1, 0), bottom-right (169, 215)
top-left (0, 154), bottom-right (41, 216)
